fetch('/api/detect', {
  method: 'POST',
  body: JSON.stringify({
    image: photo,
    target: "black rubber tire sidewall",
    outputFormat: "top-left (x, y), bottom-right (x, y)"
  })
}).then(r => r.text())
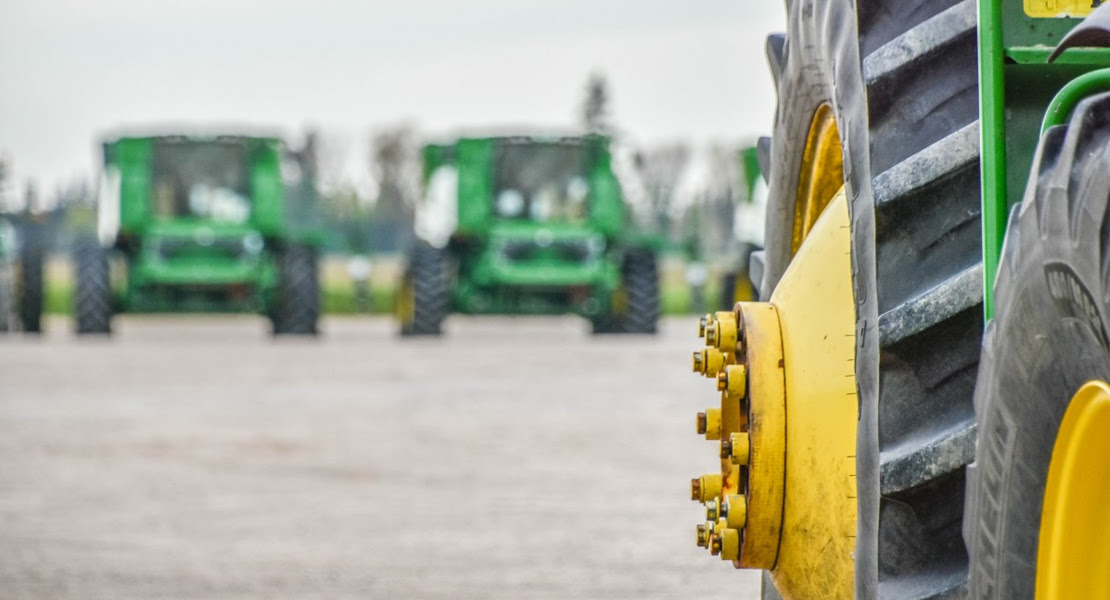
top-left (18, 242), bottom-right (43, 333)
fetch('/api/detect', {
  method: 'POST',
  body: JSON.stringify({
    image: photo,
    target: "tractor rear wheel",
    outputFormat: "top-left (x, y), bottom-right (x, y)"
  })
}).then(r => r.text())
top-left (760, 1), bottom-right (982, 597)
top-left (621, 248), bottom-right (659, 334)
top-left (964, 92), bottom-right (1110, 600)
top-left (398, 243), bottom-right (448, 336)
top-left (273, 243), bottom-right (319, 336)
top-left (74, 240), bottom-right (112, 335)
top-left (18, 241), bottom-right (43, 333)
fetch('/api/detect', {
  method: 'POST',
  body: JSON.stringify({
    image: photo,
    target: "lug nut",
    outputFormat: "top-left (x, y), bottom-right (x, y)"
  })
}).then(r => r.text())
top-left (705, 322), bottom-right (719, 347)
top-left (706, 498), bottom-right (720, 521)
top-left (697, 408), bottom-right (721, 440)
top-left (722, 432), bottom-right (750, 464)
top-left (711, 311), bottom-right (739, 351)
top-left (696, 521), bottom-right (716, 548)
top-left (718, 527), bottom-right (741, 561)
top-left (692, 351), bottom-right (705, 374)
top-left (691, 473), bottom-right (723, 503)
top-left (693, 347), bottom-right (725, 378)
top-left (723, 494), bottom-right (747, 529)
top-left (709, 532), bottom-right (723, 556)
top-left (720, 364), bottom-right (747, 395)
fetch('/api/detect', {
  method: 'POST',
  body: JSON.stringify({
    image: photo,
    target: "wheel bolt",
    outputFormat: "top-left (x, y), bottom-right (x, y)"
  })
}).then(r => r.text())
top-left (691, 473), bottom-right (722, 503)
top-left (724, 494), bottom-right (747, 529)
top-left (718, 527), bottom-right (740, 561)
top-left (709, 532), bottom-right (723, 556)
top-left (696, 521), bottom-right (715, 548)
top-left (697, 408), bottom-right (721, 440)
top-left (706, 498), bottom-right (720, 521)
top-left (722, 432), bottom-right (750, 464)
top-left (705, 322), bottom-right (719, 346)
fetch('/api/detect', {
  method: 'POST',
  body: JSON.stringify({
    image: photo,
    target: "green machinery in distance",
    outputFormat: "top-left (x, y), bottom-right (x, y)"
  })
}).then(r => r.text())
top-left (74, 133), bottom-right (323, 335)
top-left (397, 133), bottom-right (661, 335)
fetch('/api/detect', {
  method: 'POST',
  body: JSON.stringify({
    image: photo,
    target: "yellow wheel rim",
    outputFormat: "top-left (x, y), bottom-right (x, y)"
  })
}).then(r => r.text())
top-left (1036, 380), bottom-right (1110, 599)
top-left (395, 278), bottom-right (415, 324)
top-left (791, 103), bottom-right (844, 255)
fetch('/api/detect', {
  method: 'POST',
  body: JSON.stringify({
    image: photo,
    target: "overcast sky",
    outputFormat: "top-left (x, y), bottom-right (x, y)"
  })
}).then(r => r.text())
top-left (0, 0), bottom-right (784, 197)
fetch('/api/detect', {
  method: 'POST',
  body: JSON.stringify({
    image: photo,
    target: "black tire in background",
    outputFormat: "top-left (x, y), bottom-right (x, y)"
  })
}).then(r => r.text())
top-left (273, 243), bottom-right (319, 336)
top-left (621, 248), bottom-right (659, 334)
top-left (17, 241), bottom-right (43, 334)
top-left (762, 1), bottom-right (982, 597)
top-left (74, 240), bottom-right (112, 335)
top-left (963, 94), bottom-right (1110, 600)
top-left (399, 242), bottom-right (448, 336)
top-left (0, 260), bottom-right (15, 333)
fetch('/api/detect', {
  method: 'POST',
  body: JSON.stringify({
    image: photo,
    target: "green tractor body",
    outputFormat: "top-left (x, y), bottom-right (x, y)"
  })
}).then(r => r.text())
top-left (78, 134), bottom-right (322, 334)
top-left (401, 134), bottom-right (660, 334)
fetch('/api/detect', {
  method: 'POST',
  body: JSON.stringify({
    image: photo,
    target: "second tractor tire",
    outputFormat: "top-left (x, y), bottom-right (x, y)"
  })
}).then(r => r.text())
top-left (963, 92), bottom-right (1110, 600)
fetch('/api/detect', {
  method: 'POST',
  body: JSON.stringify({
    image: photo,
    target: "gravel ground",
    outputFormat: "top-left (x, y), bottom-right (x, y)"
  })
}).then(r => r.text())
top-left (0, 315), bottom-right (760, 599)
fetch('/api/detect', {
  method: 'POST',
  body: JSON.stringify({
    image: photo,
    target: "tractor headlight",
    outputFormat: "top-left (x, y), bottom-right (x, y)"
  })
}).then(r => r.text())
top-left (242, 232), bottom-right (264, 256)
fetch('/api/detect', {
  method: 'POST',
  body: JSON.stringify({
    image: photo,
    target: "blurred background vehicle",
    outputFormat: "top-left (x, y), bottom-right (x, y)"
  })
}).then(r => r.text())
top-left (74, 133), bottom-right (324, 335)
top-left (399, 132), bottom-right (660, 335)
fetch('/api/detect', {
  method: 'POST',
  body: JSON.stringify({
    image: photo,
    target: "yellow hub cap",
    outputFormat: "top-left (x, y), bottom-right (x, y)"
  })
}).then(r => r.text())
top-left (1036, 380), bottom-right (1110, 600)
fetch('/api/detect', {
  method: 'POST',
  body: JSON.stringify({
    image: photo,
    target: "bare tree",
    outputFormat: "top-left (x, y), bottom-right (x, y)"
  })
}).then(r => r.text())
top-left (369, 124), bottom-right (421, 252)
top-left (635, 143), bottom-right (691, 237)
top-left (580, 72), bottom-right (612, 135)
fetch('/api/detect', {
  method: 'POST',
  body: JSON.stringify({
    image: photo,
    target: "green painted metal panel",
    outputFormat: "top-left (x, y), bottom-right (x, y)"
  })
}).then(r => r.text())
top-left (456, 138), bottom-right (494, 235)
top-left (250, 140), bottom-right (284, 237)
top-left (112, 138), bottom-right (153, 235)
top-left (979, 0), bottom-right (1110, 317)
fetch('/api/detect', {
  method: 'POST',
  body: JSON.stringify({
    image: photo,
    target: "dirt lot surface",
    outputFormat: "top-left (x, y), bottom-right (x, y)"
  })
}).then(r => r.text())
top-left (0, 316), bottom-right (760, 599)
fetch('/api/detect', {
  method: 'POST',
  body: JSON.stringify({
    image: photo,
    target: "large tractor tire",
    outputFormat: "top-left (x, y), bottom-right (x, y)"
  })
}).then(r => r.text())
top-left (760, 1), bottom-right (982, 597)
top-left (963, 94), bottom-right (1110, 599)
top-left (397, 243), bottom-right (448, 336)
top-left (273, 243), bottom-right (319, 336)
top-left (17, 241), bottom-right (43, 334)
top-left (621, 248), bottom-right (659, 334)
top-left (74, 241), bottom-right (112, 335)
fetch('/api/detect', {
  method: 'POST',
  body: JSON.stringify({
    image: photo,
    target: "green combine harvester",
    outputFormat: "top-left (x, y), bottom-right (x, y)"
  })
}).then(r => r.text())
top-left (397, 133), bottom-right (660, 335)
top-left (75, 133), bottom-right (322, 335)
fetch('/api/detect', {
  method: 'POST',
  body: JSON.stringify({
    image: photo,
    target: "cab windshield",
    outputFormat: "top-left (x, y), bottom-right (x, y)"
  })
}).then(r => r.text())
top-left (151, 140), bottom-right (251, 224)
top-left (492, 141), bottom-right (589, 223)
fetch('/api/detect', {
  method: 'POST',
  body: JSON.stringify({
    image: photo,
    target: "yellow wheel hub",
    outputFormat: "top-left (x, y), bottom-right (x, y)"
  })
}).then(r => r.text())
top-left (1036, 380), bottom-right (1110, 600)
top-left (689, 104), bottom-right (855, 599)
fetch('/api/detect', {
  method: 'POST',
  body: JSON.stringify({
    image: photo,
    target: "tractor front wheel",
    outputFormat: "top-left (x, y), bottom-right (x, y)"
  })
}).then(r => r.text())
top-left (620, 248), bottom-right (659, 334)
top-left (964, 92), bottom-right (1110, 600)
top-left (74, 240), bottom-right (112, 335)
top-left (398, 243), bottom-right (448, 336)
top-left (272, 243), bottom-right (319, 336)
